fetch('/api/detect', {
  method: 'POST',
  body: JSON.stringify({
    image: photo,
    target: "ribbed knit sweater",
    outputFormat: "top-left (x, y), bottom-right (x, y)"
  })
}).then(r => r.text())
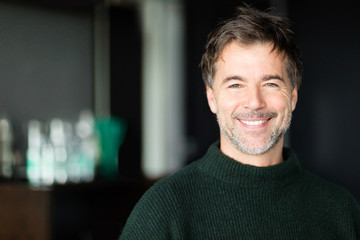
top-left (120, 142), bottom-right (360, 239)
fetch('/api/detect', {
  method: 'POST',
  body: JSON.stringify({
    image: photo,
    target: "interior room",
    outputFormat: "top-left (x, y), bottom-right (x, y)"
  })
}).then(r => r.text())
top-left (0, 0), bottom-right (359, 239)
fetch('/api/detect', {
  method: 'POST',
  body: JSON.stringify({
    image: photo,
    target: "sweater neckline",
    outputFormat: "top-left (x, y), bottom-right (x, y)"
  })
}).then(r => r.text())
top-left (198, 141), bottom-right (304, 188)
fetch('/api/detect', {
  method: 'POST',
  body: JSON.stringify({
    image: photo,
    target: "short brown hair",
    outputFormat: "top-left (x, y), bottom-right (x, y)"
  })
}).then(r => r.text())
top-left (200, 5), bottom-right (303, 89)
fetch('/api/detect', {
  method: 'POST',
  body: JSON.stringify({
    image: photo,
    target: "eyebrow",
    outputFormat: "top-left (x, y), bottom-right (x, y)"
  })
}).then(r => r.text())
top-left (262, 74), bottom-right (285, 82)
top-left (222, 75), bottom-right (245, 83)
top-left (223, 74), bottom-right (285, 83)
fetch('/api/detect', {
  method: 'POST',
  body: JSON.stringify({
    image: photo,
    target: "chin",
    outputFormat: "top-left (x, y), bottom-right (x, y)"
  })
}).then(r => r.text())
top-left (236, 136), bottom-right (281, 156)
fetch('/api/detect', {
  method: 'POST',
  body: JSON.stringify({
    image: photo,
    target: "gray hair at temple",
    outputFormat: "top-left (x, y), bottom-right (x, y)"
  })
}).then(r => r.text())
top-left (200, 5), bottom-right (303, 90)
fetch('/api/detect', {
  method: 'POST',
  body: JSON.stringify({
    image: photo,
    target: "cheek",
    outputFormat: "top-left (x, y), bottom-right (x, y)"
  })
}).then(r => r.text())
top-left (266, 94), bottom-right (292, 114)
top-left (218, 95), bottom-right (242, 115)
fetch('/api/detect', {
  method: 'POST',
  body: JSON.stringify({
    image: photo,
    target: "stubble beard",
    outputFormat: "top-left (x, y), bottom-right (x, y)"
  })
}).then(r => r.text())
top-left (218, 111), bottom-right (292, 155)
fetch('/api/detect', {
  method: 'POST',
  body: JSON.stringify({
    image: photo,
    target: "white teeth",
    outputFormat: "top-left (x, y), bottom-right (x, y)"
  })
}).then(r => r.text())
top-left (240, 120), bottom-right (267, 126)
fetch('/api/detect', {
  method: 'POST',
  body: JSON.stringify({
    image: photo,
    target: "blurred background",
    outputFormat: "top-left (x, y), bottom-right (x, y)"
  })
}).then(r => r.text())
top-left (0, 0), bottom-right (359, 239)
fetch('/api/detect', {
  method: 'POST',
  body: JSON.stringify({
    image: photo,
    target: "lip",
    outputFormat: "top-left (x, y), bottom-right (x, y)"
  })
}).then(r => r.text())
top-left (237, 118), bottom-right (271, 129)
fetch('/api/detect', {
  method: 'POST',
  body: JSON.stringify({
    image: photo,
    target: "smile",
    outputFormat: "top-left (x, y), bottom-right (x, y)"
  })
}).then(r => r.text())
top-left (239, 118), bottom-right (271, 127)
top-left (240, 120), bottom-right (267, 125)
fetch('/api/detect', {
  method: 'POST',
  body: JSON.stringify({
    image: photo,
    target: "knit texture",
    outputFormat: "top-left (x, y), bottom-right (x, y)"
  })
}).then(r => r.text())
top-left (120, 142), bottom-right (360, 239)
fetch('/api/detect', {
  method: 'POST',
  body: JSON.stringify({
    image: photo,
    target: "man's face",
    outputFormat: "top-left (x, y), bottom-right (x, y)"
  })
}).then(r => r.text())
top-left (206, 42), bottom-right (298, 156)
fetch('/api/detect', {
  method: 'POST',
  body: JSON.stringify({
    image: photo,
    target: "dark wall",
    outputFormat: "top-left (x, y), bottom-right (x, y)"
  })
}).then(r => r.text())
top-left (110, 6), bottom-right (142, 180)
top-left (289, 0), bottom-right (360, 201)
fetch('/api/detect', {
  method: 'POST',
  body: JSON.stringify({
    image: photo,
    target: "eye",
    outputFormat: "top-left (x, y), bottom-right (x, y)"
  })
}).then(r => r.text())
top-left (265, 82), bottom-right (279, 88)
top-left (229, 84), bottom-right (241, 89)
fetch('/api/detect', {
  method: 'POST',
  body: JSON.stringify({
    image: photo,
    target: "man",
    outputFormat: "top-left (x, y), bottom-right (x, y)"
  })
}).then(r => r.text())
top-left (120, 5), bottom-right (360, 239)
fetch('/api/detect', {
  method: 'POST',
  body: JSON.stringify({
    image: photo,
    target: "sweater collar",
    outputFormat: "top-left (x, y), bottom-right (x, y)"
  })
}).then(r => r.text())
top-left (199, 141), bottom-right (304, 188)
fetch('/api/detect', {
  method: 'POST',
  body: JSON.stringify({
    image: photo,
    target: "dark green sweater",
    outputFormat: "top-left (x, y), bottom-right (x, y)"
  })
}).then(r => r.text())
top-left (120, 142), bottom-right (360, 239)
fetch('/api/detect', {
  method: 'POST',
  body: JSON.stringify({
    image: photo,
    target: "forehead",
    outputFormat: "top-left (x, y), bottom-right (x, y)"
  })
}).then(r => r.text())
top-left (214, 42), bottom-right (289, 81)
top-left (218, 41), bottom-right (284, 63)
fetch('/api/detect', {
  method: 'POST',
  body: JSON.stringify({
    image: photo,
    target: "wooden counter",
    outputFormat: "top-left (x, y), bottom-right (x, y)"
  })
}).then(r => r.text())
top-left (0, 179), bottom-right (147, 240)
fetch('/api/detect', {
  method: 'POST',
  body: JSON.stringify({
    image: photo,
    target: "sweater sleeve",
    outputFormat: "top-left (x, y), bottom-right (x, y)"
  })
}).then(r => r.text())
top-left (119, 182), bottom-right (179, 240)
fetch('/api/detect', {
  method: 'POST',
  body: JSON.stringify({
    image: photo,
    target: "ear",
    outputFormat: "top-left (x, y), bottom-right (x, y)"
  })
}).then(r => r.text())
top-left (206, 85), bottom-right (217, 114)
top-left (291, 86), bottom-right (298, 111)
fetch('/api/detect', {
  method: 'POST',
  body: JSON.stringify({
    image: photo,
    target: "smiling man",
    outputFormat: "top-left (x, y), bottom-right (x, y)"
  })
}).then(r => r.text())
top-left (206, 42), bottom-right (297, 167)
top-left (120, 5), bottom-right (360, 239)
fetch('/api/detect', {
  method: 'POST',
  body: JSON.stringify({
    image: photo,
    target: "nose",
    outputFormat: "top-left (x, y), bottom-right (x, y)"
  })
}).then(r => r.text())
top-left (244, 87), bottom-right (266, 110)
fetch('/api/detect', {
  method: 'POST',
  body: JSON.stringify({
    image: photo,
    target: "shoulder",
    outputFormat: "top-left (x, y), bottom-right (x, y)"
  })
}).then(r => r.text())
top-left (131, 158), bottom-right (204, 209)
top-left (147, 158), bottom-right (205, 198)
top-left (301, 170), bottom-right (359, 208)
top-left (119, 160), bottom-right (205, 239)
top-left (296, 171), bottom-right (360, 236)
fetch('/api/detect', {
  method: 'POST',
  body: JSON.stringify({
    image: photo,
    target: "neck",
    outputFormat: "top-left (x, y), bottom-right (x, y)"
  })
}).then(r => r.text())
top-left (220, 137), bottom-right (284, 167)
